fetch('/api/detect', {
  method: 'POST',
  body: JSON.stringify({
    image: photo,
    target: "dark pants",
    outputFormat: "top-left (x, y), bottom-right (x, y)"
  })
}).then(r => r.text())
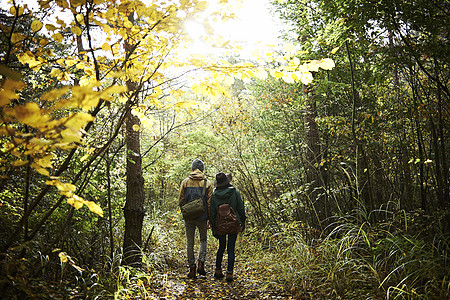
top-left (215, 233), bottom-right (238, 273)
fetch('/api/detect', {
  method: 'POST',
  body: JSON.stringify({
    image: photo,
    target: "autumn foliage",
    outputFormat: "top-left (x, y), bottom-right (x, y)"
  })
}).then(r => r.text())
top-left (0, 0), bottom-right (448, 299)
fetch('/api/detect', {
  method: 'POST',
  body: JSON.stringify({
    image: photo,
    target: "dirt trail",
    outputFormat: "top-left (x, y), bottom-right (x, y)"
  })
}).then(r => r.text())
top-left (145, 260), bottom-right (296, 299)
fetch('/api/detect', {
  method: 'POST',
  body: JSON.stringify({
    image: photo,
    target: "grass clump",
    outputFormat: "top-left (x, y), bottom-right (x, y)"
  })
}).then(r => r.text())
top-left (238, 207), bottom-right (449, 299)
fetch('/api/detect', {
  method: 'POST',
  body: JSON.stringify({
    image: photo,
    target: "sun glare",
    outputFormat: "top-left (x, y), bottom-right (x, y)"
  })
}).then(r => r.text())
top-left (182, 20), bottom-right (215, 56)
top-left (185, 20), bottom-right (207, 39)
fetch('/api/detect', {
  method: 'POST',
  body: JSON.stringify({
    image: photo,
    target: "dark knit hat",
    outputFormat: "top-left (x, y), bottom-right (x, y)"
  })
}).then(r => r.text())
top-left (191, 158), bottom-right (204, 171)
top-left (215, 172), bottom-right (229, 188)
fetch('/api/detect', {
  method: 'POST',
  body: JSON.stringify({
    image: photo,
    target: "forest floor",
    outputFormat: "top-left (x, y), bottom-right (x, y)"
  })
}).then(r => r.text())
top-left (1, 257), bottom-right (309, 300)
top-left (1, 221), bottom-right (325, 299)
top-left (112, 217), bottom-right (330, 299)
top-left (126, 219), bottom-right (314, 299)
top-left (142, 259), bottom-right (307, 300)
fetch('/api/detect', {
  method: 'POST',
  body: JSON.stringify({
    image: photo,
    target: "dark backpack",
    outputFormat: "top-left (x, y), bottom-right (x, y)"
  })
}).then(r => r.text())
top-left (216, 203), bottom-right (241, 235)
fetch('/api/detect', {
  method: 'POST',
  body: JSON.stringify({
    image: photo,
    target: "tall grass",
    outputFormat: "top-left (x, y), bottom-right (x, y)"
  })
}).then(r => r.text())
top-left (239, 205), bottom-right (449, 299)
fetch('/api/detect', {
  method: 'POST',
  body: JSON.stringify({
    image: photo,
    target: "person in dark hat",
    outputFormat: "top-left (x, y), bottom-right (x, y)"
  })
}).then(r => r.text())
top-left (178, 158), bottom-right (213, 279)
top-left (214, 173), bottom-right (233, 188)
top-left (210, 172), bottom-right (246, 282)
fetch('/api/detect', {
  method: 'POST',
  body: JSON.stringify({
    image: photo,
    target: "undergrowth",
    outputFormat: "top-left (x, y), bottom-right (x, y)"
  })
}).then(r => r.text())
top-left (2, 202), bottom-right (448, 299)
top-left (239, 206), bottom-right (449, 299)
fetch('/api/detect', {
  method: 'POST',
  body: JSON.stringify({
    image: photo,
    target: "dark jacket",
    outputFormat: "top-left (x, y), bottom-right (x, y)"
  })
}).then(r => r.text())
top-left (210, 185), bottom-right (246, 232)
top-left (178, 169), bottom-right (213, 220)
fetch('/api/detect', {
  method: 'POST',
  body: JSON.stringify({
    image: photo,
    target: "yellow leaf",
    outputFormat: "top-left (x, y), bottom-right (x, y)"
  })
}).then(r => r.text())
top-left (0, 79), bottom-right (24, 107)
top-left (17, 52), bottom-right (36, 66)
top-left (76, 62), bottom-right (85, 69)
top-left (50, 68), bottom-right (62, 78)
top-left (7, 102), bottom-right (43, 126)
top-left (59, 252), bottom-right (69, 263)
top-left (330, 46), bottom-right (340, 54)
top-left (103, 85), bottom-right (127, 95)
top-left (30, 163), bottom-right (50, 176)
top-left (11, 33), bottom-right (25, 43)
top-left (291, 57), bottom-right (300, 66)
top-left (76, 14), bottom-right (84, 24)
top-left (196, 1), bottom-right (208, 10)
top-left (300, 72), bottom-right (314, 85)
top-left (61, 129), bottom-right (81, 143)
top-left (292, 71), bottom-right (301, 81)
top-left (67, 195), bottom-right (84, 209)
top-left (46, 179), bottom-right (76, 192)
top-left (11, 160), bottom-right (28, 167)
top-left (282, 73), bottom-right (294, 84)
top-left (65, 59), bottom-right (77, 67)
top-left (86, 201), bottom-right (104, 217)
top-left (65, 112), bottom-right (94, 131)
top-left (71, 26), bottom-right (82, 36)
top-left (124, 20), bottom-right (133, 28)
top-left (307, 61), bottom-right (320, 72)
top-left (57, 0), bottom-right (69, 9)
top-left (78, 94), bottom-right (101, 110)
top-left (41, 86), bottom-right (70, 102)
top-left (52, 33), bottom-right (63, 42)
top-left (53, 143), bottom-right (75, 150)
top-left (132, 124), bottom-right (139, 131)
top-left (0, 95), bottom-right (10, 107)
top-left (40, 39), bottom-right (49, 46)
top-left (34, 154), bottom-right (54, 168)
top-left (45, 24), bottom-right (57, 32)
top-left (318, 58), bottom-right (335, 70)
top-left (273, 70), bottom-right (283, 78)
top-left (29, 137), bottom-right (50, 146)
top-left (84, 67), bottom-right (95, 77)
top-left (31, 20), bottom-right (43, 32)
top-left (101, 43), bottom-right (110, 51)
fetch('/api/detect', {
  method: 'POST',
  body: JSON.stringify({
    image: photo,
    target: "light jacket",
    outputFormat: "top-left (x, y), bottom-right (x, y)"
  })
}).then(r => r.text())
top-left (210, 185), bottom-right (246, 232)
top-left (178, 169), bottom-right (213, 220)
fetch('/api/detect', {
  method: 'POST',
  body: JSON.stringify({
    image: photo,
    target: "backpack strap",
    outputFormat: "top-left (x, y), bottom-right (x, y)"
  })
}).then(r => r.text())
top-left (201, 178), bottom-right (207, 197)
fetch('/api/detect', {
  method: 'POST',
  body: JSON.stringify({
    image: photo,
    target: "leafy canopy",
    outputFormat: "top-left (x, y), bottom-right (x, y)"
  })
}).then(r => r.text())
top-left (0, 0), bottom-right (334, 216)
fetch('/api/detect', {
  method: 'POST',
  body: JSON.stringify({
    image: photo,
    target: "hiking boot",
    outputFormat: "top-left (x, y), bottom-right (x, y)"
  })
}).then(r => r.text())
top-left (226, 271), bottom-right (233, 282)
top-left (214, 268), bottom-right (224, 279)
top-left (187, 266), bottom-right (197, 279)
top-left (197, 260), bottom-right (206, 276)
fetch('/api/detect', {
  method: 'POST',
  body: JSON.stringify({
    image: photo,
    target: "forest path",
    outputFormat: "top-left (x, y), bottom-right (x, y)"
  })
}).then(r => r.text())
top-left (143, 258), bottom-right (299, 299)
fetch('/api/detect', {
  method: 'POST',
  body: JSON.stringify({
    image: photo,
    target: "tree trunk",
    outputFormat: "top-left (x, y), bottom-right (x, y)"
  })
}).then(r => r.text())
top-left (122, 12), bottom-right (145, 267)
top-left (345, 41), bottom-right (374, 218)
top-left (410, 68), bottom-right (427, 211)
top-left (303, 86), bottom-right (325, 229)
top-left (434, 58), bottom-right (449, 208)
top-left (122, 97), bottom-right (145, 266)
top-left (106, 152), bottom-right (114, 261)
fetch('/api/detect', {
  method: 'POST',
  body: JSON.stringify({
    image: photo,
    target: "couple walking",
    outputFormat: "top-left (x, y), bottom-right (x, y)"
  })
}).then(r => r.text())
top-left (178, 158), bottom-right (246, 282)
